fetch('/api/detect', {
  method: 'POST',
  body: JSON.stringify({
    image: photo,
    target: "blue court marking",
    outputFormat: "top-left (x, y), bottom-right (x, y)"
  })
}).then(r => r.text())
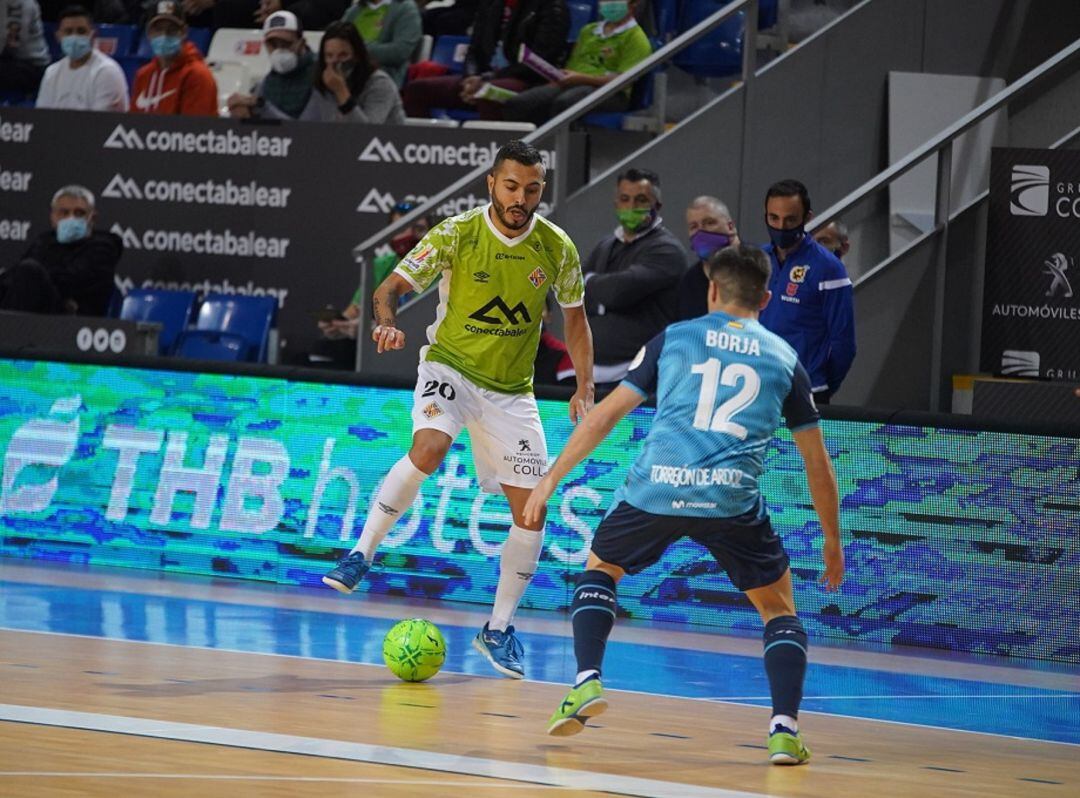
top-left (2, 579), bottom-right (1077, 745)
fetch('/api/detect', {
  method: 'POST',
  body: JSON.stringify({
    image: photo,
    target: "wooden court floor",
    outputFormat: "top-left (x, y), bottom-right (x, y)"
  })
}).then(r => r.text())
top-left (2, 628), bottom-right (1076, 798)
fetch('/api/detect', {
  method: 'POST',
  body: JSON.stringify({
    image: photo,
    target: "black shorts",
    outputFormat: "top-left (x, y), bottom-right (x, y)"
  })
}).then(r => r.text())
top-left (590, 501), bottom-right (790, 592)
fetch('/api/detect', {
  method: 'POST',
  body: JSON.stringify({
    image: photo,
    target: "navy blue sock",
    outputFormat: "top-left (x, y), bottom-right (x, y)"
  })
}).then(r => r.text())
top-left (571, 570), bottom-right (618, 675)
top-left (763, 615), bottom-right (808, 719)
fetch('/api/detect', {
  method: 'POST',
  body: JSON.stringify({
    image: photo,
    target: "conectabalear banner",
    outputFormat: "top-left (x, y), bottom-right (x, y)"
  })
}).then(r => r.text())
top-left (1, 357), bottom-right (1077, 664)
top-left (982, 147), bottom-right (1080, 380)
top-left (0, 108), bottom-right (555, 357)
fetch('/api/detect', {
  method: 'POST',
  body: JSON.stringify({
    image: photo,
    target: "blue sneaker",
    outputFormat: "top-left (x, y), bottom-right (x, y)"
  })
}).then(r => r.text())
top-left (471, 622), bottom-right (525, 679)
top-left (321, 551), bottom-right (370, 594)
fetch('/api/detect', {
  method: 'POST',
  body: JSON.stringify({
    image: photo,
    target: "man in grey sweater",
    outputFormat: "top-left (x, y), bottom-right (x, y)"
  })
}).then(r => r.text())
top-left (0, 0), bottom-right (50, 93)
top-left (582, 167), bottom-right (688, 386)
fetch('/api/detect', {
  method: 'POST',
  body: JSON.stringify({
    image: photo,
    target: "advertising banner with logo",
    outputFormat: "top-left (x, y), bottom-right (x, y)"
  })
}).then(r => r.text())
top-left (982, 148), bottom-right (1080, 380)
top-left (1, 357), bottom-right (1077, 664)
top-left (0, 108), bottom-right (558, 357)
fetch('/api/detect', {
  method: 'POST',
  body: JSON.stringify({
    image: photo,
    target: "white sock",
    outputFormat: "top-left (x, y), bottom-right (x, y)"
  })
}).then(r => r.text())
top-left (351, 455), bottom-right (428, 560)
top-left (575, 669), bottom-right (599, 686)
top-left (489, 524), bottom-right (543, 631)
top-left (770, 714), bottom-right (798, 734)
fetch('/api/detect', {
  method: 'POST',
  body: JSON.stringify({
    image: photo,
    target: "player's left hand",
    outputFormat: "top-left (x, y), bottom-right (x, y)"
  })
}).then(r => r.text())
top-left (523, 478), bottom-right (555, 527)
top-left (819, 537), bottom-right (845, 592)
top-left (569, 382), bottom-right (594, 424)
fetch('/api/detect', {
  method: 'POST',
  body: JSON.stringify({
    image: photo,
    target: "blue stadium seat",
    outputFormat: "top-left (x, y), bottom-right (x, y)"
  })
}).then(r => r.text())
top-left (759, 0), bottom-right (779, 29)
top-left (95, 24), bottom-right (137, 58)
top-left (652, 0), bottom-right (679, 41)
top-left (430, 34), bottom-right (470, 74)
top-left (568, 2), bottom-right (595, 42)
top-left (187, 28), bottom-right (212, 56)
top-left (186, 293), bottom-right (277, 362)
top-left (117, 288), bottom-right (197, 355)
top-left (584, 68), bottom-right (655, 129)
top-left (174, 330), bottom-right (248, 362)
top-left (672, 1), bottom-right (744, 78)
top-left (43, 22), bottom-right (60, 60)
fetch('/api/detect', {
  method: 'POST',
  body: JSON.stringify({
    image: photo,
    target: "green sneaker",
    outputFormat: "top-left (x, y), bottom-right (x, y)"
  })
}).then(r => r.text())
top-left (546, 677), bottom-right (608, 737)
top-left (768, 729), bottom-right (811, 765)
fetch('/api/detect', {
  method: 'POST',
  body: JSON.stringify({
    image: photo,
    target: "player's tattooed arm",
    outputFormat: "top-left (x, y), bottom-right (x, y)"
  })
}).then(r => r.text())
top-left (371, 273), bottom-right (412, 353)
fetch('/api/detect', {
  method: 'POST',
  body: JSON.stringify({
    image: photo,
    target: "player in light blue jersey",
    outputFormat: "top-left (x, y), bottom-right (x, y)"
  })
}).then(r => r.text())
top-left (524, 244), bottom-right (844, 765)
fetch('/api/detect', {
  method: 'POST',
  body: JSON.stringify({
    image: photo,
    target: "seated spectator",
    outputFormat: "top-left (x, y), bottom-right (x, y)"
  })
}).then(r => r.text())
top-left (582, 167), bottom-right (687, 386)
top-left (420, 0), bottom-right (475, 38)
top-left (0, 0), bottom-right (50, 94)
top-left (0, 185), bottom-right (121, 317)
top-left (341, 0), bottom-right (420, 87)
top-left (813, 219), bottom-right (851, 261)
top-left (403, 0), bottom-right (568, 121)
top-left (227, 10), bottom-right (315, 120)
top-left (307, 201), bottom-right (432, 368)
top-left (36, 5), bottom-right (128, 111)
top-left (677, 194), bottom-right (740, 320)
top-left (493, 0), bottom-right (651, 125)
top-left (130, 0), bottom-right (217, 115)
top-left (255, 0), bottom-right (348, 32)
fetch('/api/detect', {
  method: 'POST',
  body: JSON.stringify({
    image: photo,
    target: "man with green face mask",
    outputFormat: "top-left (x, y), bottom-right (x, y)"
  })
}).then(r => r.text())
top-left (581, 167), bottom-right (688, 387)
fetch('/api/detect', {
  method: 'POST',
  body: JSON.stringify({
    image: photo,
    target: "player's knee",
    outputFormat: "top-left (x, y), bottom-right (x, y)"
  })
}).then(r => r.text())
top-left (573, 570), bottom-right (618, 613)
top-left (763, 615), bottom-right (807, 653)
top-left (408, 436), bottom-right (451, 473)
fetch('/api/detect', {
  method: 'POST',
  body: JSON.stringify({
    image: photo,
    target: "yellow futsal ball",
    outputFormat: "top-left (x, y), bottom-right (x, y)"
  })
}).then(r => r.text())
top-left (383, 619), bottom-right (447, 682)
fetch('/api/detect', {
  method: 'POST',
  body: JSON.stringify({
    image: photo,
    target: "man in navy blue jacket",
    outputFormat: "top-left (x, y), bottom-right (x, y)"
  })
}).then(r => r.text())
top-left (758, 179), bottom-right (855, 404)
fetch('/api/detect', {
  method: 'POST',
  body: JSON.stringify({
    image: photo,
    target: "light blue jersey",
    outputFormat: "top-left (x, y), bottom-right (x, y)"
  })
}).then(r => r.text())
top-left (617, 310), bottom-right (819, 518)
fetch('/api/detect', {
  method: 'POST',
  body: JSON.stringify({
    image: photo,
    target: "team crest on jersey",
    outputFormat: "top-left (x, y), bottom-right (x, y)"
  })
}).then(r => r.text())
top-left (528, 266), bottom-right (547, 288)
top-left (789, 265), bottom-right (809, 283)
top-left (786, 282), bottom-right (799, 296)
top-left (422, 401), bottom-right (443, 419)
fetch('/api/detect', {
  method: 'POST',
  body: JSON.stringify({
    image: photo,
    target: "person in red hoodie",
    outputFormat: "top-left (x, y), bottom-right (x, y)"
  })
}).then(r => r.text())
top-left (130, 0), bottom-right (217, 115)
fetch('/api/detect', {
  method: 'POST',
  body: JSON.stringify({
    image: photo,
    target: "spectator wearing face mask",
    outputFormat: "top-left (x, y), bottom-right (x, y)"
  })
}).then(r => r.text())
top-left (36, 5), bottom-right (128, 111)
top-left (758, 179), bottom-right (855, 404)
top-left (0, 185), bottom-right (122, 316)
top-left (582, 167), bottom-right (687, 387)
top-left (676, 195), bottom-right (740, 321)
top-left (129, 0), bottom-right (216, 115)
top-left (227, 10), bottom-right (315, 120)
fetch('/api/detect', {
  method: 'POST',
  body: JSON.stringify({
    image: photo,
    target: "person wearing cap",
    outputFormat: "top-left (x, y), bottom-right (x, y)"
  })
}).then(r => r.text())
top-left (227, 9), bottom-right (315, 120)
top-left (129, 0), bottom-right (216, 115)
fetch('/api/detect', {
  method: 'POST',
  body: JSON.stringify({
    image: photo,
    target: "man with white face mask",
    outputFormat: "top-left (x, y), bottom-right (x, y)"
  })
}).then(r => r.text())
top-left (130, 0), bottom-right (217, 115)
top-left (227, 10), bottom-right (315, 120)
top-left (0, 185), bottom-right (122, 317)
top-left (36, 5), bottom-right (128, 111)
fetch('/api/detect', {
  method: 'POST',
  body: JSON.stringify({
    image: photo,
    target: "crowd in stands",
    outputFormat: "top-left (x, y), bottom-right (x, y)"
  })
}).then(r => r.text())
top-left (3, 0), bottom-right (657, 121)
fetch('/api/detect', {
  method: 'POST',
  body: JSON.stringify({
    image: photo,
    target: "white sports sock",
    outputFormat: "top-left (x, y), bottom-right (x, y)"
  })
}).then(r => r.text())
top-left (770, 714), bottom-right (798, 734)
top-left (489, 524), bottom-right (543, 631)
top-left (575, 669), bottom-right (599, 686)
top-left (351, 455), bottom-right (428, 560)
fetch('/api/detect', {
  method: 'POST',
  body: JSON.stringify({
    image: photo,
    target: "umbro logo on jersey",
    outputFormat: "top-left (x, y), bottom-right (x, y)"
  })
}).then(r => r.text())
top-left (469, 296), bottom-right (532, 326)
top-left (473, 271), bottom-right (490, 283)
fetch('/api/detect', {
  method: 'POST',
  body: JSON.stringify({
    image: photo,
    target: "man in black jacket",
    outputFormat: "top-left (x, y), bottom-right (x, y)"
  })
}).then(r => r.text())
top-left (403, 0), bottom-right (568, 120)
top-left (582, 167), bottom-right (687, 387)
top-left (0, 185), bottom-right (122, 316)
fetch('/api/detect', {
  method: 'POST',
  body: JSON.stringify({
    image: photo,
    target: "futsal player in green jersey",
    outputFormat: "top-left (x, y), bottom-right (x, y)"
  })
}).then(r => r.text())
top-left (323, 140), bottom-right (595, 679)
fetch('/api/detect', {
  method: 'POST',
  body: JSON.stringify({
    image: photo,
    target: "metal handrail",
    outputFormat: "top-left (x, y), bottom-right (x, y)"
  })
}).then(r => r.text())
top-left (807, 36), bottom-right (1080, 234)
top-left (352, 0), bottom-right (757, 261)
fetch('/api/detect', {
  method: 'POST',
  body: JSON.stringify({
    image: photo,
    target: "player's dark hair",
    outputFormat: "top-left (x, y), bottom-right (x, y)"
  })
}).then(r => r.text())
top-left (705, 244), bottom-right (771, 309)
top-left (58, 4), bottom-right (94, 23)
top-left (765, 179), bottom-right (811, 215)
top-left (490, 140), bottom-right (545, 178)
top-left (617, 167), bottom-right (660, 187)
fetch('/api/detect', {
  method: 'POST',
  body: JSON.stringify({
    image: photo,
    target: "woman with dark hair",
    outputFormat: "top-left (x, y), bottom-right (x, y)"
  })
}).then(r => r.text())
top-left (302, 21), bottom-right (404, 122)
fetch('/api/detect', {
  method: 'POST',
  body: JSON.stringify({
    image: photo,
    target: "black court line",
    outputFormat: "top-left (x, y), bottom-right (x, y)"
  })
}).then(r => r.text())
top-left (828, 755), bottom-right (871, 762)
top-left (1018, 778), bottom-right (1064, 785)
top-left (317, 694), bottom-right (356, 700)
top-left (650, 733), bottom-right (691, 740)
top-left (398, 702), bottom-right (436, 708)
top-left (737, 744), bottom-right (768, 750)
top-left (480, 712), bottom-right (519, 718)
top-left (924, 766), bottom-right (966, 773)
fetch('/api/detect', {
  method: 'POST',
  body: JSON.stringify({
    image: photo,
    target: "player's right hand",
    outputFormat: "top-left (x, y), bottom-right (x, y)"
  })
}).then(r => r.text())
top-left (372, 324), bottom-right (405, 353)
top-left (523, 478), bottom-right (555, 528)
top-left (819, 537), bottom-right (845, 592)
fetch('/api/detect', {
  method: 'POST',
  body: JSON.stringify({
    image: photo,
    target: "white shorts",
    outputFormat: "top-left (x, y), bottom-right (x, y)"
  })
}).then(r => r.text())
top-left (411, 360), bottom-right (548, 493)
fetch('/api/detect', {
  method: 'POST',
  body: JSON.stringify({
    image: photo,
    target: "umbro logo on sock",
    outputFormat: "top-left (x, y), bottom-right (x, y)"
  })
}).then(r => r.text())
top-left (377, 502), bottom-right (399, 515)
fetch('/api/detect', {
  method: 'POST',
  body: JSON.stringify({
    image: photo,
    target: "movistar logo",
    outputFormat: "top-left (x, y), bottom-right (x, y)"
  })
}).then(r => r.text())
top-left (469, 297), bottom-right (532, 326)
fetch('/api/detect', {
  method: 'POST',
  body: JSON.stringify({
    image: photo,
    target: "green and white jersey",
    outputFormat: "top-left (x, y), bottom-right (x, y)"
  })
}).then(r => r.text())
top-left (394, 205), bottom-right (584, 395)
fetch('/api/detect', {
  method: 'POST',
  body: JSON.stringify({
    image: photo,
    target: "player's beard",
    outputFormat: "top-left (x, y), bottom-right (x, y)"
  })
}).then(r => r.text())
top-left (490, 193), bottom-right (535, 231)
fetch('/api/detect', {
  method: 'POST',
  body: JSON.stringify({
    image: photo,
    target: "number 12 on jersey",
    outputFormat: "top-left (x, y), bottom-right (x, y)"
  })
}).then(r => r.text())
top-left (690, 358), bottom-right (761, 439)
